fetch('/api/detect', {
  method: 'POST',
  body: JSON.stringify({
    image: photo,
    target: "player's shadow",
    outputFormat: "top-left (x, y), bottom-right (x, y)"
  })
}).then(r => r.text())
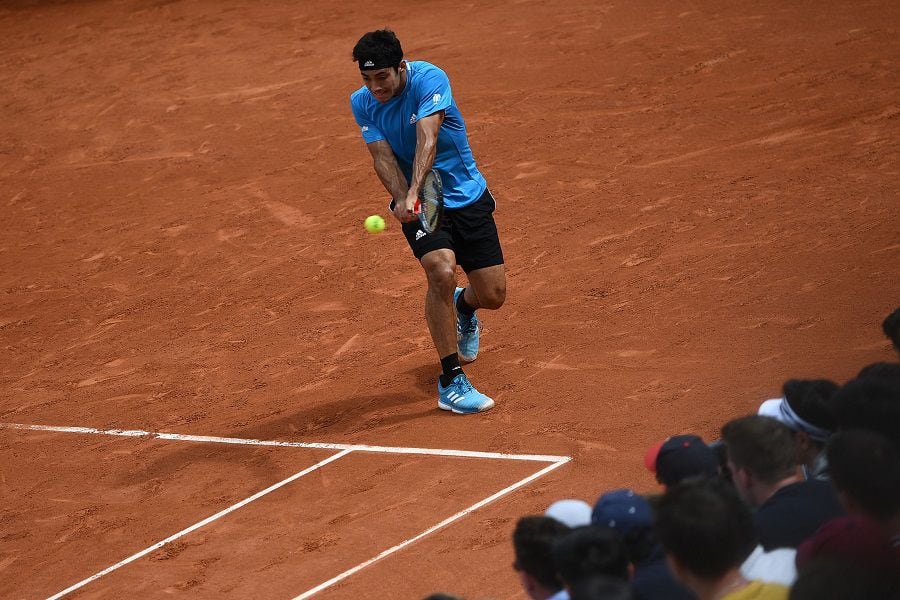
top-left (130, 364), bottom-right (441, 484)
top-left (241, 362), bottom-right (439, 440)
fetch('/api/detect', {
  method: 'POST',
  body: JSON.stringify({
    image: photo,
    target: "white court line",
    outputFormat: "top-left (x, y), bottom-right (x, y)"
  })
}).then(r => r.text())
top-left (45, 449), bottom-right (353, 600)
top-left (292, 457), bottom-right (569, 600)
top-left (2, 422), bottom-right (572, 599)
top-left (0, 422), bottom-right (568, 463)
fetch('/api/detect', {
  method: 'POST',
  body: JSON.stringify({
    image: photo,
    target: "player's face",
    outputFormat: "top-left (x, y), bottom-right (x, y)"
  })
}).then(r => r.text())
top-left (361, 66), bottom-right (403, 103)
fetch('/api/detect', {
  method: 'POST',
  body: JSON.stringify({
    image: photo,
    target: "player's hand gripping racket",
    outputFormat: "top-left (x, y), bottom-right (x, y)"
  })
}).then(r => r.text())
top-left (414, 169), bottom-right (444, 233)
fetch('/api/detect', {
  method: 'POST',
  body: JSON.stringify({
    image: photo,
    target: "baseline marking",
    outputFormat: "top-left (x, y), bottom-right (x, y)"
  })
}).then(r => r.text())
top-left (45, 449), bottom-right (353, 600)
top-left (1, 423), bottom-right (571, 599)
top-left (0, 422), bottom-right (568, 463)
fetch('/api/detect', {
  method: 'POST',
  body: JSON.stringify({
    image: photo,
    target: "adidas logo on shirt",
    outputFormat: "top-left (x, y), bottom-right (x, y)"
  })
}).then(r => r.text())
top-left (415, 230), bottom-right (426, 240)
top-left (409, 113), bottom-right (417, 124)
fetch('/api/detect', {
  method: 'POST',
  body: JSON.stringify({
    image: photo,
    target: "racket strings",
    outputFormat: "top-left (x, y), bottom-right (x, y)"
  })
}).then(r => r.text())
top-left (419, 172), bottom-right (443, 232)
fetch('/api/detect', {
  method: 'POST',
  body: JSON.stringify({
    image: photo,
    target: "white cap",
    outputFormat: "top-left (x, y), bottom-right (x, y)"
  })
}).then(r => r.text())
top-left (757, 396), bottom-right (831, 442)
top-left (758, 397), bottom-right (784, 419)
top-left (545, 499), bottom-right (592, 528)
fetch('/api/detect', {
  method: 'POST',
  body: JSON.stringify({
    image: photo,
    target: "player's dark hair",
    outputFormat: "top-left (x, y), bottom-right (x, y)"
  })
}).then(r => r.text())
top-left (882, 306), bottom-right (900, 351)
top-left (551, 525), bottom-right (629, 586)
top-left (512, 516), bottom-right (570, 591)
top-left (720, 415), bottom-right (796, 483)
top-left (833, 377), bottom-right (900, 449)
top-left (655, 478), bottom-right (757, 581)
top-left (352, 29), bottom-right (403, 69)
top-left (827, 429), bottom-right (900, 521)
top-left (782, 378), bottom-right (839, 435)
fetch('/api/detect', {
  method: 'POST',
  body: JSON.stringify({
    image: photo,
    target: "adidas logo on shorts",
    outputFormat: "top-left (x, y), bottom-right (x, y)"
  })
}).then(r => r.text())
top-left (415, 229), bottom-right (426, 240)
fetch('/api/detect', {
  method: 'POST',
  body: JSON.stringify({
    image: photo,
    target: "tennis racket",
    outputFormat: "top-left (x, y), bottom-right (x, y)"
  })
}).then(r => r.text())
top-left (414, 169), bottom-right (443, 233)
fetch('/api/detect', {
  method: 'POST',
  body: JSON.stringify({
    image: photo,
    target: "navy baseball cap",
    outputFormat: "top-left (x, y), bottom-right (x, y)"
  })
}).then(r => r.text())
top-left (591, 489), bottom-right (653, 535)
top-left (644, 434), bottom-right (719, 487)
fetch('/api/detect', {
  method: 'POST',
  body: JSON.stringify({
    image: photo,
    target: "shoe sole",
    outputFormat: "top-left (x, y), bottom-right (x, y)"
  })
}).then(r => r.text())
top-left (438, 398), bottom-right (495, 414)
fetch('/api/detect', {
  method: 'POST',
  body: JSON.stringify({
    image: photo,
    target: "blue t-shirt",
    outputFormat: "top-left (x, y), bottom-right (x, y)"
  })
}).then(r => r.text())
top-left (350, 61), bottom-right (487, 209)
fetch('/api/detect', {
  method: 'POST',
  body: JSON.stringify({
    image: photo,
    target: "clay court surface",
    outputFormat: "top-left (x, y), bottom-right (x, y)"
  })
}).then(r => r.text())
top-left (1, 0), bottom-right (897, 598)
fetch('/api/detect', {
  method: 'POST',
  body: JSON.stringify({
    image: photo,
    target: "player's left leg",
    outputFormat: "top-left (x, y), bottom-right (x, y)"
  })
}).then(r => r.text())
top-left (419, 250), bottom-right (494, 414)
top-left (401, 221), bottom-right (494, 414)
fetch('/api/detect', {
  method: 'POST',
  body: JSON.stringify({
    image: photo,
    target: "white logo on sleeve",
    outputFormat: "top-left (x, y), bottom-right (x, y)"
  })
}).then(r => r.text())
top-left (409, 113), bottom-right (418, 124)
top-left (361, 125), bottom-right (369, 132)
top-left (432, 93), bottom-right (442, 104)
top-left (415, 229), bottom-right (426, 240)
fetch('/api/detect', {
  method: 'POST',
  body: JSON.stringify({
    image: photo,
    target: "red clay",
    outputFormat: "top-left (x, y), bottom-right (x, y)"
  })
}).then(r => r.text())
top-left (1, 0), bottom-right (898, 598)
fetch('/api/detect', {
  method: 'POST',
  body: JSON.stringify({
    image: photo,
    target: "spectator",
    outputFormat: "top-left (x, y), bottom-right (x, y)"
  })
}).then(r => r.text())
top-left (832, 377), bottom-right (900, 449)
top-left (643, 435), bottom-right (720, 488)
top-left (569, 575), bottom-right (635, 600)
top-left (882, 306), bottom-right (900, 355)
top-left (655, 478), bottom-right (788, 600)
top-left (789, 558), bottom-right (895, 600)
top-left (856, 361), bottom-right (900, 382)
top-left (512, 516), bottom-right (572, 600)
top-left (720, 416), bottom-right (843, 550)
top-left (796, 430), bottom-right (900, 580)
top-left (757, 379), bottom-right (838, 480)
top-left (546, 499), bottom-right (593, 528)
top-left (739, 543), bottom-right (797, 587)
top-left (591, 489), bottom-right (694, 600)
top-left (828, 430), bottom-right (900, 539)
top-left (552, 525), bottom-right (629, 591)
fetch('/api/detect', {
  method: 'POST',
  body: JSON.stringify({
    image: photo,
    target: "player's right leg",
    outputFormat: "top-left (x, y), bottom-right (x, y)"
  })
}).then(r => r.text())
top-left (418, 250), bottom-right (494, 414)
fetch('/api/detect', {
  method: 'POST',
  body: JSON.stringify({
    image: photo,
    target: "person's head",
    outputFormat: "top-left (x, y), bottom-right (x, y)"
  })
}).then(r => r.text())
top-left (352, 29), bottom-right (406, 103)
top-left (551, 525), bottom-right (629, 588)
top-left (545, 498), bottom-right (593, 528)
top-left (644, 435), bottom-right (720, 488)
top-left (856, 361), bottom-right (900, 382)
top-left (882, 306), bottom-right (900, 353)
top-left (758, 379), bottom-right (839, 466)
top-left (655, 478), bottom-right (757, 589)
top-left (512, 516), bottom-right (571, 599)
top-left (591, 489), bottom-right (656, 564)
top-left (826, 429), bottom-right (900, 522)
top-left (833, 377), bottom-right (900, 449)
top-left (720, 415), bottom-right (797, 506)
top-left (568, 575), bottom-right (635, 600)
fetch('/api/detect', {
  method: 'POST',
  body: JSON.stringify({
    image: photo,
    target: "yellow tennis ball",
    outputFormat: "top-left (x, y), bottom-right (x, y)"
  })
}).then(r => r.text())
top-left (364, 214), bottom-right (385, 233)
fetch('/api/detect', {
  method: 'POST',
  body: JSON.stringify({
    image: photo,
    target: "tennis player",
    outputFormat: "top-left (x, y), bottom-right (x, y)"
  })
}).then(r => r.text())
top-left (349, 29), bottom-right (506, 414)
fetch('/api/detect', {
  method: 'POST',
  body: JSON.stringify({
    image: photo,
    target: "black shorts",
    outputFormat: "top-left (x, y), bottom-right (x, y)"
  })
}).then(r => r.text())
top-left (398, 188), bottom-right (504, 273)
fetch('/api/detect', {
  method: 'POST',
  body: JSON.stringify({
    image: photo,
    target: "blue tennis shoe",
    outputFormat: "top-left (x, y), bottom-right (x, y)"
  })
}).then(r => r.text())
top-left (438, 373), bottom-right (494, 414)
top-left (454, 287), bottom-right (482, 362)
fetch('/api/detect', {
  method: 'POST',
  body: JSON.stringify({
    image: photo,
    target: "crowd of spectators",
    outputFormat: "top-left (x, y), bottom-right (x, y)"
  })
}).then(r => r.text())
top-left (427, 307), bottom-right (900, 599)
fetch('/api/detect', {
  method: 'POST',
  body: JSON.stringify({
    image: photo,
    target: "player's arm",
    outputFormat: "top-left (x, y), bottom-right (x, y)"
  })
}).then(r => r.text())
top-left (366, 140), bottom-right (411, 221)
top-left (401, 111), bottom-right (445, 219)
